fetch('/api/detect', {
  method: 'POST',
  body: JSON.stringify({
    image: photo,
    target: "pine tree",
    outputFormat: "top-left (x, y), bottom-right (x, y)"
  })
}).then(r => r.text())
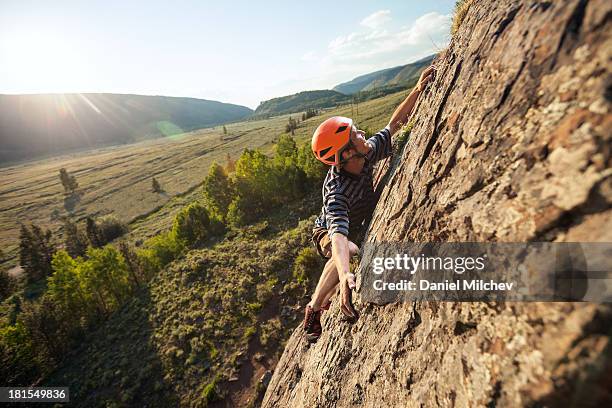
top-left (0, 269), bottom-right (15, 300)
top-left (63, 218), bottom-right (88, 258)
top-left (59, 168), bottom-right (78, 195)
top-left (86, 217), bottom-right (102, 248)
top-left (202, 162), bottom-right (234, 221)
top-left (285, 117), bottom-right (297, 135)
top-left (225, 153), bottom-right (235, 173)
top-left (19, 223), bottom-right (54, 282)
top-left (152, 177), bottom-right (162, 193)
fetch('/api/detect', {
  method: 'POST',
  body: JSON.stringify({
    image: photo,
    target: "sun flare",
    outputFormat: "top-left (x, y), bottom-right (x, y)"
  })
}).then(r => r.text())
top-left (1, 30), bottom-right (89, 92)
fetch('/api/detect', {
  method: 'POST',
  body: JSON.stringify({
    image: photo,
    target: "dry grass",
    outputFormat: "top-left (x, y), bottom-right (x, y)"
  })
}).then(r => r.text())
top-left (0, 89), bottom-right (410, 269)
top-left (451, 0), bottom-right (475, 36)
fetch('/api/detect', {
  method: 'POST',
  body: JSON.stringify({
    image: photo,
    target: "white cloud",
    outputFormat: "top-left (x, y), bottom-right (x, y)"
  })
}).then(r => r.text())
top-left (317, 12), bottom-right (451, 80)
top-left (328, 12), bottom-right (451, 62)
top-left (301, 51), bottom-right (317, 62)
top-left (361, 10), bottom-right (392, 29)
top-left (265, 11), bottom-right (452, 106)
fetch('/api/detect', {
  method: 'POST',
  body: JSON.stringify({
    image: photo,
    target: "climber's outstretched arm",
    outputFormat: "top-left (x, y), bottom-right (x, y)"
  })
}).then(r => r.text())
top-left (387, 65), bottom-right (435, 135)
top-left (331, 233), bottom-right (358, 318)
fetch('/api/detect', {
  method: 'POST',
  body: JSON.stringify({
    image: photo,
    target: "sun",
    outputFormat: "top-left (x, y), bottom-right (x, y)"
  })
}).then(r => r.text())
top-left (0, 30), bottom-right (89, 92)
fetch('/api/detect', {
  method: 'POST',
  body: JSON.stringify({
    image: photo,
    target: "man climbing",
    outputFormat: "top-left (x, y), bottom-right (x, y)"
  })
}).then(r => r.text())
top-left (303, 65), bottom-right (435, 342)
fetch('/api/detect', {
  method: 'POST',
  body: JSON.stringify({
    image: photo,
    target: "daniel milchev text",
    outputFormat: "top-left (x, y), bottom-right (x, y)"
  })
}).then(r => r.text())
top-left (371, 253), bottom-right (516, 292)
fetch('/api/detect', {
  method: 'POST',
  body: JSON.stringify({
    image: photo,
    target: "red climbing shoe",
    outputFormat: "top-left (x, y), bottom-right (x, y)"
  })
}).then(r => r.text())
top-left (303, 305), bottom-right (323, 343)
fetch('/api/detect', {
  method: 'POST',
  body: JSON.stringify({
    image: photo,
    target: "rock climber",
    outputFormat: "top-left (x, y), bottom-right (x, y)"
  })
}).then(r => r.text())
top-left (303, 65), bottom-right (436, 342)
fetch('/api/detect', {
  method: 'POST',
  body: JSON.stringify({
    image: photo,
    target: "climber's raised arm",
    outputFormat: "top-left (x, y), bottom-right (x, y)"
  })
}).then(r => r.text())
top-left (387, 65), bottom-right (435, 135)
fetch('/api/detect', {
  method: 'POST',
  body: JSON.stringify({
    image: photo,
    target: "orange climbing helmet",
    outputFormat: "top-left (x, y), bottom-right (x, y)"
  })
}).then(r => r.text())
top-left (311, 116), bottom-right (353, 166)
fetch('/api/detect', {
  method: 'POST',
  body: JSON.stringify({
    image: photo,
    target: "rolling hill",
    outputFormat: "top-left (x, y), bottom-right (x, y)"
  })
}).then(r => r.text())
top-left (253, 55), bottom-right (435, 118)
top-left (332, 54), bottom-right (436, 95)
top-left (0, 93), bottom-right (253, 164)
top-left (253, 90), bottom-right (350, 117)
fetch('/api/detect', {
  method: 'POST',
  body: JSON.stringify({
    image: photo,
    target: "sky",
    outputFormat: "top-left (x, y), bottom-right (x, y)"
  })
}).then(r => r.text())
top-left (0, 0), bottom-right (455, 109)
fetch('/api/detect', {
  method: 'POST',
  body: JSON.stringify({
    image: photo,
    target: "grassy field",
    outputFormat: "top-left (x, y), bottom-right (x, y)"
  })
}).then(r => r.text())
top-left (0, 89), bottom-right (410, 270)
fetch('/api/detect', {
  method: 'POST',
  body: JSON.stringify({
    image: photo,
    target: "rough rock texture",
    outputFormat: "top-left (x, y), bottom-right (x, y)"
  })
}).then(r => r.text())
top-left (263, 1), bottom-right (612, 407)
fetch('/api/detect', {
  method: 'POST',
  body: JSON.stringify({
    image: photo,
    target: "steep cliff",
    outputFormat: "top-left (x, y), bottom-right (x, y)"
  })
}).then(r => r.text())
top-left (263, 1), bottom-right (612, 407)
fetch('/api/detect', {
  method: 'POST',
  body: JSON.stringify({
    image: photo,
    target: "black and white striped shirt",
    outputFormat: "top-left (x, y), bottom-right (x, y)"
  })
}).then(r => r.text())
top-left (315, 127), bottom-right (392, 237)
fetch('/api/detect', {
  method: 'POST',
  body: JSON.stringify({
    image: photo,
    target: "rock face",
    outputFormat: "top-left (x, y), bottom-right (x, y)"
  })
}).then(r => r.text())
top-left (263, 1), bottom-right (611, 407)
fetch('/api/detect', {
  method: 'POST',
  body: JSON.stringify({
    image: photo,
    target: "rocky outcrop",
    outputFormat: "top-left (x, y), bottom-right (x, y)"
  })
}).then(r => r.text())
top-left (263, 1), bottom-right (612, 407)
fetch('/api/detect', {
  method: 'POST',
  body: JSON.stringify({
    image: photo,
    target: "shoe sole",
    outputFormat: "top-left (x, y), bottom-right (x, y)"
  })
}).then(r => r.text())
top-left (305, 333), bottom-right (320, 343)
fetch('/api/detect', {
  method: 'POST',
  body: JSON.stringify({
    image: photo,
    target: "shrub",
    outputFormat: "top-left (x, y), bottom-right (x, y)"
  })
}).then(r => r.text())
top-left (395, 119), bottom-right (415, 151)
top-left (140, 231), bottom-right (184, 271)
top-left (48, 250), bottom-right (89, 319)
top-left (80, 246), bottom-right (131, 314)
top-left (202, 162), bottom-right (234, 222)
top-left (292, 247), bottom-right (324, 286)
top-left (275, 134), bottom-right (298, 163)
top-left (152, 177), bottom-right (162, 193)
top-left (226, 196), bottom-right (247, 227)
top-left (0, 322), bottom-right (40, 385)
top-left (172, 202), bottom-right (211, 246)
top-left (452, 0), bottom-right (474, 35)
top-left (19, 296), bottom-right (69, 367)
top-left (259, 317), bottom-right (281, 346)
top-left (202, 378), bottom-right (219, 404)
top-left (96, 215), bottom-right (129, 244)
top-left (297, 143), bottom-right (327, 183)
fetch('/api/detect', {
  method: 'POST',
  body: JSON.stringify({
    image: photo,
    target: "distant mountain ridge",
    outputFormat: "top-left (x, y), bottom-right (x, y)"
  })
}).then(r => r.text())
top-left (333, 54), bottom-right (436, 95)
top-left (253, 55), bottom-right (436, 117)
top-left (0, 93), bottom-right (252, 164)
top-left (253, 90), bottom-right (349, 117)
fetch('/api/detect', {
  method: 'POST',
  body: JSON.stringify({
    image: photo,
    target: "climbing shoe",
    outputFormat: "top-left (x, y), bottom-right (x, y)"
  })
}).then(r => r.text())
top-left (303, 305), bottom-right (323, 343)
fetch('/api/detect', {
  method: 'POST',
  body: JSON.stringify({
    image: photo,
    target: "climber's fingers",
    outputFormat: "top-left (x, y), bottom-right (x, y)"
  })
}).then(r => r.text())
top-left (418, 65), bottom-right (436, 91)
top-left (346, 272), bottom-right (356, 289)
top-left (340, 277), bottom-right (358, 319)
top-left (421, 65), bottom-right (435, 79)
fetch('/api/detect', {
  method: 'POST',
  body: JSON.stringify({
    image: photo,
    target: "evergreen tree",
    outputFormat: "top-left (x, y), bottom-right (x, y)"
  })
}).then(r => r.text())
top-left (303, 108), bottom-right (317, 120)
top-left (0, 269), bottom-right (15, 300)
top-left (275, 134), bottom-right (298, 163)
top-left (273, 135), bottom-right (307, 200)
top-left (19, 224), bottom-right (54, 282)
top-left (86, 217), bottom-right (102, 248)
top-left (225, 153), bottom-right (235, 173)
top-left (152, 177), bottom-right (162, 193)
top-left (285, 116), bottom-right (297, 135)
top-left (203, 162), bottom-right (234, 221)
top-left (63, 218), bottom-right (88, 258)
top-left (59, 168), bottom-right (78, 195)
